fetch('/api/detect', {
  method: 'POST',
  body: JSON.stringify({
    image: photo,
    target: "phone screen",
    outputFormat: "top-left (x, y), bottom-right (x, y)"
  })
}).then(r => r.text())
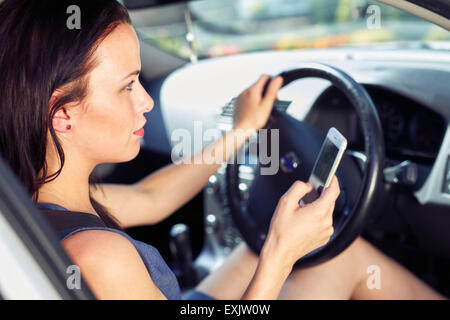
top-left (300, 137), bottom-right (341, 205)
top-left (312, 138), bottom-right (340, 184)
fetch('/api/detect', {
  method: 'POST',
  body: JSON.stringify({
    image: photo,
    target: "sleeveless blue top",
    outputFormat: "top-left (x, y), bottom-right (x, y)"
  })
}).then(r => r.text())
top-left (35, 202), bottom-right (182, 300)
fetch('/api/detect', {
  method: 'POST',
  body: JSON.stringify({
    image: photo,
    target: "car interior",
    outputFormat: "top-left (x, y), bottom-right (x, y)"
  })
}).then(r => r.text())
top-left (1, 0), bottom-right (450, 299)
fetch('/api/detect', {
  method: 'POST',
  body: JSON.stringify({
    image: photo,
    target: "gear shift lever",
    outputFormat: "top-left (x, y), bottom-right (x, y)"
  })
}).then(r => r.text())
top-left (169, 223), bottom-right (197, 288)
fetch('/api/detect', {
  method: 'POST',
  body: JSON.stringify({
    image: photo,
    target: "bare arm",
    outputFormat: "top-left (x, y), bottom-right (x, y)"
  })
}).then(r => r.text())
top-left (132, 126), bottom-right (255, 225)
top-left (241, 236), bottom-right (293, 299)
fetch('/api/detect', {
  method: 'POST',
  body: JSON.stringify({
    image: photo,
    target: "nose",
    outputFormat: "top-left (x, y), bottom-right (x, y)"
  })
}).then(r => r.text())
top-left (138, 87), bottom-right (154, 114)
top-left (144, 94), bottom-right (154, 113)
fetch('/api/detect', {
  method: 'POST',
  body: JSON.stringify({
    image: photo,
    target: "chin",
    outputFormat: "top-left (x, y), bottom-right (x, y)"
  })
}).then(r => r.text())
top-left (103, 143), bottom-right (141, 164)
top-left (126, 141), bottom-right (142, 161)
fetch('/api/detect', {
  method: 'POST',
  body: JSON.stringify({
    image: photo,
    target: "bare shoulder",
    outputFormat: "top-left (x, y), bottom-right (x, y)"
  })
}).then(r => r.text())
top-left (62, 230), bottom-right (167, 299)
top-left (62, 229), bottom-right (133, 260)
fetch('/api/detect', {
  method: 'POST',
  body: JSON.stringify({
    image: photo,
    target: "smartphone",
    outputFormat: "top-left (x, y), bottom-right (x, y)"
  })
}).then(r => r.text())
top-left (300, 127), bottom-right (347, 205)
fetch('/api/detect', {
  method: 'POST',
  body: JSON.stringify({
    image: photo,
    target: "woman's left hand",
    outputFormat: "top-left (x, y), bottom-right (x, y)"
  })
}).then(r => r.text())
top-left (232, 74), bottom-right (283, 132)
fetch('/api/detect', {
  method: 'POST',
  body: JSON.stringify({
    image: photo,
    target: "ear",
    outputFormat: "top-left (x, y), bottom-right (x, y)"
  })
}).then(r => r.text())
top-left (49, 90), bottom-right (72, 133)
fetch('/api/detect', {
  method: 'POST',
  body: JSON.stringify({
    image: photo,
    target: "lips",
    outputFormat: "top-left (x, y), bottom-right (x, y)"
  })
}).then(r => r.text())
top-left (133, 128), bottom-right (145, 137)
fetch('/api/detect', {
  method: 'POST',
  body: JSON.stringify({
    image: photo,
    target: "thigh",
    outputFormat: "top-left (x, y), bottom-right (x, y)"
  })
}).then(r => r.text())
top-left (195, 237), bottom-right (447, 300)
top-left (279, 237), bottom-right (447, 300)
top-left (349, 237), bottom-right (446, 300)
top-left (195, 237), bottom-right (369, 300)
top-left (278, 236), bottom-right (364, 300)
top-left (195, 242), bottom-right (259, 300)
top-left (280, 237), bottom-right (446, 300)
top-left (195, 239), bottom-right (362, 300)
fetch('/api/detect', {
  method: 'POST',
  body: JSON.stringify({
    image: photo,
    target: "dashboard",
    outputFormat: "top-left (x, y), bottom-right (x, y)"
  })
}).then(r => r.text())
top-left (157, 47), bottom-right (450, 207)
top-left (308, 85), bottom-right (447, 166)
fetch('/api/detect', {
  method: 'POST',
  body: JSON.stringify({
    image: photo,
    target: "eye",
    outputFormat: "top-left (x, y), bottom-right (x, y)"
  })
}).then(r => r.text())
top-left (124, 80), bottom-right (135, 92)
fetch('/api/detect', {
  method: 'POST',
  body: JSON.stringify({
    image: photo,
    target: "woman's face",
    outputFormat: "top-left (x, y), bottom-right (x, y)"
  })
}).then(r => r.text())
top-left (56, 23), bottom-right (153, 165)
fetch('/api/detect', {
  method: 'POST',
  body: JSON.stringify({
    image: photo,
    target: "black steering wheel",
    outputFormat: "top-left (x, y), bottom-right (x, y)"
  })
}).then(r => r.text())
top-left (226, 62), bottom-right (385, 268)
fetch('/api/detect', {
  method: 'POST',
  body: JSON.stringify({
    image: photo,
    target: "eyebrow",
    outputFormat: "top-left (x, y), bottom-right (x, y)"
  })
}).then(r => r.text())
top-left (121, 70), bottom-right (140, 81)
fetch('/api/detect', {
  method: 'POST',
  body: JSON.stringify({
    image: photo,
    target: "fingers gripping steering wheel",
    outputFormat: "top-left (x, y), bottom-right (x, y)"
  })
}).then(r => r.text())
top-left (225, 63), bottom-right (385, 268)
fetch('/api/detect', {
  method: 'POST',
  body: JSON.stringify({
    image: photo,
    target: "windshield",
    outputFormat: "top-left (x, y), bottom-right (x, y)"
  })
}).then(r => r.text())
top-left (135, 0), bottom-right (450, 60)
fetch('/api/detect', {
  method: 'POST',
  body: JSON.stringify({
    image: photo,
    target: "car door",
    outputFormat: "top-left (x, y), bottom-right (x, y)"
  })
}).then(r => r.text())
top-left (0, 156), bottom-right (95, 300)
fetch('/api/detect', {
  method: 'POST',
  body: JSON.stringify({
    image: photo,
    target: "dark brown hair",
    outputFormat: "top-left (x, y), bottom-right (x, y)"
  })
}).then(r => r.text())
top-left (0, 0), bottom-right (131, 229)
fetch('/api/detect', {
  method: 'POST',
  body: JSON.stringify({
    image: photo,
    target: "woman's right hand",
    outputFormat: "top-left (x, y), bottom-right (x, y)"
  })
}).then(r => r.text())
top-left (262, 176), bottom-right (341, 269)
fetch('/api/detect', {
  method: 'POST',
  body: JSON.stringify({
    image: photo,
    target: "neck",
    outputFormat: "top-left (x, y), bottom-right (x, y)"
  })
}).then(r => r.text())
top-left (37, 144), bottom-right (99, 217)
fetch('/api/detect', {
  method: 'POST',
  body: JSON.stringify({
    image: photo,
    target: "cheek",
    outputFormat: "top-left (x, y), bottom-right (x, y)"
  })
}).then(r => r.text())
top-left (79, 101), bottom-right (136, 154)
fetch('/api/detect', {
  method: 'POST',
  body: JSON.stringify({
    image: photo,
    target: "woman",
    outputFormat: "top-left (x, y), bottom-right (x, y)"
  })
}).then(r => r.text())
top-left (0, 0), bottom-right (445, 300)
